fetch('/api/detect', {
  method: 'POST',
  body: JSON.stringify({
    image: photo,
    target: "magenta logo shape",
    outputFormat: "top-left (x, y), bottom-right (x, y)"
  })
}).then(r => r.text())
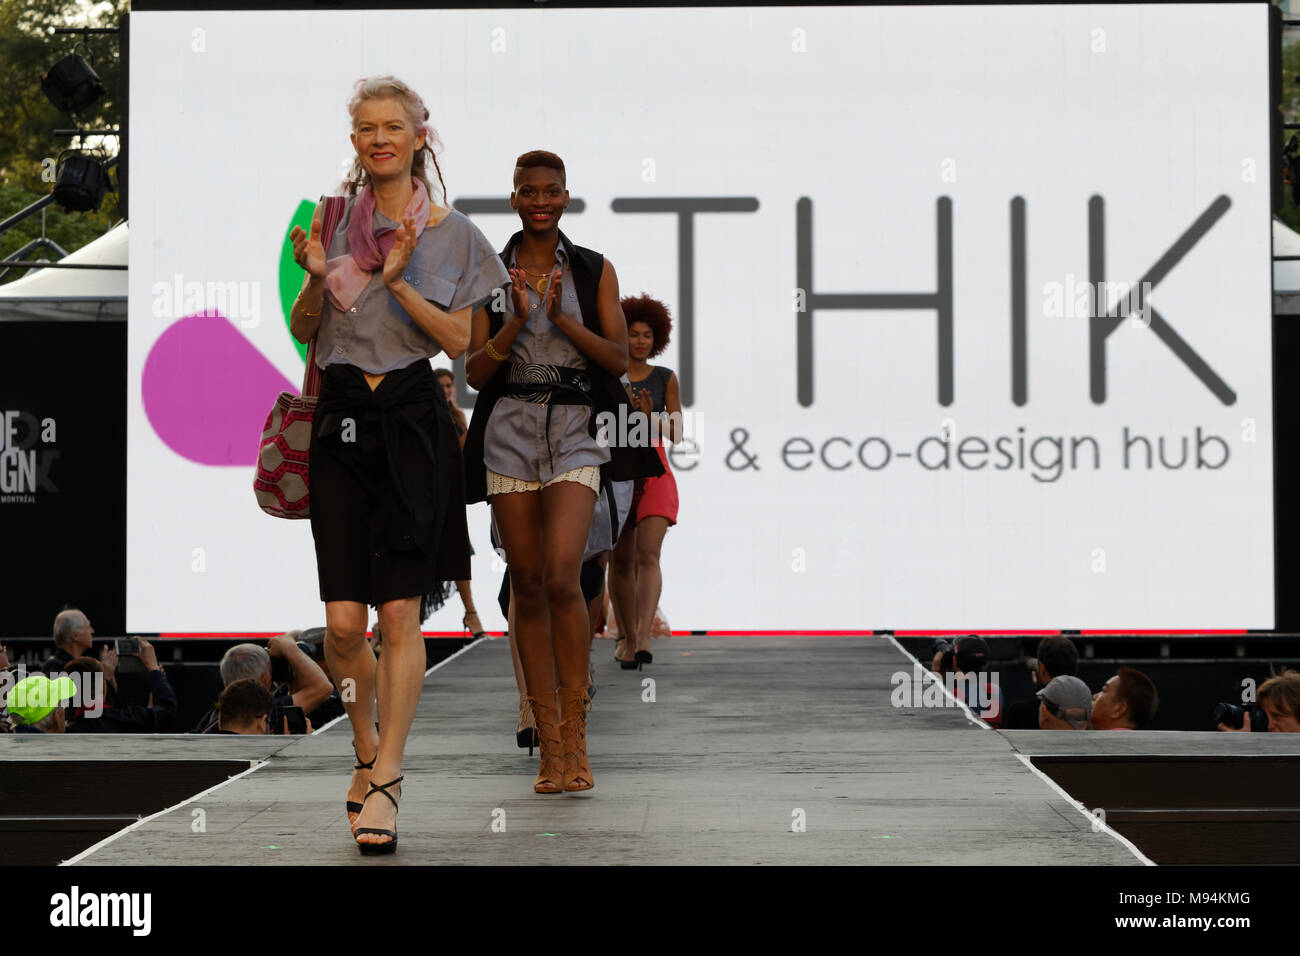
top-left (142, 312), bottom-right (298, 466)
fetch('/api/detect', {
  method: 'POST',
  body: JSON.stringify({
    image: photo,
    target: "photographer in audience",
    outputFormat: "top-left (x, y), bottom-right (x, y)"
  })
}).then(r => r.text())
top-left (63, 650), bottom-right (178, 733)
top-left (1005, 636), bottom-right (1079, 730)
top-left (1090, 666), bottom-right (1158, 731)
top-left (215, 678), bottom-right (274, 735)
top-left (931, 635), bottom-right (1002, 728)
top-left (1037, 675), bottom-right (1092, 730)
top-left (193, 632), bottom-right (333, 734)
top-left (1218, 670), bottom-right (1300, 733)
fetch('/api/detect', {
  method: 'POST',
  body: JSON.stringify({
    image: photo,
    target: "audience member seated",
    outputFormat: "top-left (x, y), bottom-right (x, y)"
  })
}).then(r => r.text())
top-left (1218, 670), bottom-right (1300, 733)
top-left (4, 674), bottom-right (77, 734)
top-left (1037, 675), bottom-right (1092, 729)
top-left (1005, 636), bottom-right (1079, 729)
top-left (215, 678), bottom-right (274, 735)
top-left (941, 635), bottom-right (1003, 728)
top-left (1090, 666), bottom-right (1158, 730)
top-left (192, 633), bottom-right (334, 734)
top-left (0, 642), bottom-right (11, 731)
top-left (63, 648), bottom-right (178, 733)
top-left (42, 608), bottom-right (95, 673)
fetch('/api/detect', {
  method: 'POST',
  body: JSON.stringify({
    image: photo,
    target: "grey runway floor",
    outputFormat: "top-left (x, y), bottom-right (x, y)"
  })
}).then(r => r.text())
top-left (69, 636), bottom-right (1144, 865)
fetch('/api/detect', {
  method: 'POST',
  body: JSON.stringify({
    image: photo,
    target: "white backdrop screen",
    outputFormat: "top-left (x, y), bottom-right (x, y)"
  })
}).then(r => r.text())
top-left (127, 5), bottom-right (1274, 632)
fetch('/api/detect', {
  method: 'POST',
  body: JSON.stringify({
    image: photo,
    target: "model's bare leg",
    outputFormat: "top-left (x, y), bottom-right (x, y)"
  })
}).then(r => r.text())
top-left (353, 594), bottom-right (423, 846)
top-left (609, 519), bottom-right (639, 662)
top-left (631, 516), bottom-right (670, 656)
top-left (539, 481), bottom-right (598, 690)
top-left (507, 580), bottom-right (526, 692)
top-left (456, 580), bottom-right (483, 635)
top-left (325, 599), bottom-right (377, 819)
top-left (491, 490), bottom-right (554, 697)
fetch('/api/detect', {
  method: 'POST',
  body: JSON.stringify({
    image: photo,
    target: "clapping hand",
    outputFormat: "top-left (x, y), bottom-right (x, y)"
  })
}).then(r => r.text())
top-left (543, 266), bottom-right (565, 324)
top-left (382, 215), bottom-right (419, 288)
top-left (508, 267), bottom-right (532, 320)
top-left (98, 643), bottom-right (118, 686)
top-left (289, 214), bottom-right (328, 279)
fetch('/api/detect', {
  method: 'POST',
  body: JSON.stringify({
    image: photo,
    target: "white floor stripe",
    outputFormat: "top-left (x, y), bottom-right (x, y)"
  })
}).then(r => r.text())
top-left (60, 758), bottom-right (270, 866)
top-left (64, 637), bottom-right (486, 863)
top-left (884, 634), bottom-right (994, 731)
top-left (1012, 753), bottom-right (1155, 865)
top-left (884, 634), bottom-right (1151, 864)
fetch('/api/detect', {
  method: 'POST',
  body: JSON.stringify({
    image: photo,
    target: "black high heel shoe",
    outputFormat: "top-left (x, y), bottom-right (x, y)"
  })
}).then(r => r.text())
top-left (516, 693), bottom-right (539, 755)
top-left (614, 636), bottom-right (639, 669)
top-left (463, 611), bottom-right (486, 639)
top-left (346, 745), bottom-right (375, 831)
top-left (354, 775), bottom-right (403, 856)
top-left (635, 649), bottom-right (653, 665)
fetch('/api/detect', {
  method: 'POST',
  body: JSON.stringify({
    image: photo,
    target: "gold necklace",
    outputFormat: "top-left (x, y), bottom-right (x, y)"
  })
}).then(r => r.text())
top-left (516, 259), bottom-right (558, 296)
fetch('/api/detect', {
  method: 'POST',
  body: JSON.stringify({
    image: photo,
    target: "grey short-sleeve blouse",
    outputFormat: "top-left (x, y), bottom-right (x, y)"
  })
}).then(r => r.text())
top-left (481, 243), bottom-right (611, 484)
top-left (315, 195), bottom-right (510, 374)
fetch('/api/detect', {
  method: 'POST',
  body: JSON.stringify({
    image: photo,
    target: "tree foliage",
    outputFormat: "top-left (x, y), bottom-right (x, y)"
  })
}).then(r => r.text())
top-left (0, 0), bottom-right (127, 284)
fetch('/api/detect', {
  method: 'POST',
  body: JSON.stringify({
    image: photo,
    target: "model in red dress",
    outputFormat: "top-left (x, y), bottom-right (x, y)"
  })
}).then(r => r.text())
top-left (609, 294), bottom-right (681, 667)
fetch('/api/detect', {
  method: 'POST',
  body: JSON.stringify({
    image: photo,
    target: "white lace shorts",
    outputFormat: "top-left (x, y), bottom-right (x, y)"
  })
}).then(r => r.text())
top-left (486, 464), bottom-right (601, 497)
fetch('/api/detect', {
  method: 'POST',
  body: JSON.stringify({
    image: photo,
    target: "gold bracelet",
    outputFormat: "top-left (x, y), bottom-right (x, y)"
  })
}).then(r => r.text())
top-left (484, 338), bottom-right (506, 362)
top-left (295, 292), bottom-right (322, 318)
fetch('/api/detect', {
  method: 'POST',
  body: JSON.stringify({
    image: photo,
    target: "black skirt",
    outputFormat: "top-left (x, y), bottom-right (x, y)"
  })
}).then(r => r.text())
top-left (309, 361), bottom-right (470, 617)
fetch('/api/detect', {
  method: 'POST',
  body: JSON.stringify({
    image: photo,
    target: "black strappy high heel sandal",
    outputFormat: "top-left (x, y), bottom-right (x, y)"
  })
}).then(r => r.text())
top-left (346, 745), bottom-right (375, 831)
top-left (354, 775), bottom-right (403, 856)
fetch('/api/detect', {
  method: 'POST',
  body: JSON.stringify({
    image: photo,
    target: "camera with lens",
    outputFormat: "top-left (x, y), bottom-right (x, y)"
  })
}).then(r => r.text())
top-left (269, 640), bottom-right (318, 684)
top-left (1213, 701), bottom-right (1269, 732)
top-left (931, 638), bottom-right (957, 673)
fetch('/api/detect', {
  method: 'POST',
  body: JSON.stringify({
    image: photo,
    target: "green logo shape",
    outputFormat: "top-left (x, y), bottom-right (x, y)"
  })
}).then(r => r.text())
top-left (278, 199), bottom-right (317, 363)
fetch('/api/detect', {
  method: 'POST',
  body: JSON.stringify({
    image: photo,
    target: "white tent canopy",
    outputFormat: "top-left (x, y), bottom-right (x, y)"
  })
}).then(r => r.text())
top-left (1274, 217), bottom-right (1300, 314)
top-left (0, 221), bottom-right (127, 320)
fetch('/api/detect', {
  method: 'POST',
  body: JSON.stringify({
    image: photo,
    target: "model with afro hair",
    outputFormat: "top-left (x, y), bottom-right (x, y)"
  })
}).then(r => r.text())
top-left (608, 293), bottom-right (681, 669)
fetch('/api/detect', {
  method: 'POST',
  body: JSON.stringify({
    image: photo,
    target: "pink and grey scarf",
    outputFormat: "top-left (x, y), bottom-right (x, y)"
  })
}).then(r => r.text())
top-left (325, 177), bottom-right (430, 312)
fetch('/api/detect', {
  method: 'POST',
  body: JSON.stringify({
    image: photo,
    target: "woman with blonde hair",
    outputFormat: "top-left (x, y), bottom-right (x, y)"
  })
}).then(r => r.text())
top-left (288, 76), bottom-right (509, 853)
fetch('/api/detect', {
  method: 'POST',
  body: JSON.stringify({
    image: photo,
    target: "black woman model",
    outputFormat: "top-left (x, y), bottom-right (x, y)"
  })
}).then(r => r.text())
top-left (609, 294), bottom-right (681, 670)
top-left (461, 150), bottom-right (662, 793)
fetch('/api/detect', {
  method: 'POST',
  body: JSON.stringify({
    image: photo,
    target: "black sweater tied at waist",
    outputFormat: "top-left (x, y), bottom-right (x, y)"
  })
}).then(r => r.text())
top-left (314, 361), bottom-right (451, 556)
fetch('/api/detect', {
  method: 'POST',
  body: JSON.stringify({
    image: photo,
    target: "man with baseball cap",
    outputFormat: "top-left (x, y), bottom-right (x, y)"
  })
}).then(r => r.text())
top-left (5, 674), bottom-right (78, 734)
top-left (1037, 675), bottom-right (1093, 730)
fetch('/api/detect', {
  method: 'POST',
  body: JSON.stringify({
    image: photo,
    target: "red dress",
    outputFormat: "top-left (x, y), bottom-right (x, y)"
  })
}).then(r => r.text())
top-left (627, 365), bottom-right (679, 526)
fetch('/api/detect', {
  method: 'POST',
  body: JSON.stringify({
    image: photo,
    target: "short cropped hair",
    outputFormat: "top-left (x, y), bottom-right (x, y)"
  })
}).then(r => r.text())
top-left (1035, 636), bottom-right (1079, 680)
top-left (53, 609), bottom-right (87, 648)
top-left (513, 150), bottom-right (565, 189)
top-left (218, 678), bottom-right (272, 729)
top-left (1112, 666), bottom-right (1158, 729)
top-left (220, 643), bottom-right (271, 687)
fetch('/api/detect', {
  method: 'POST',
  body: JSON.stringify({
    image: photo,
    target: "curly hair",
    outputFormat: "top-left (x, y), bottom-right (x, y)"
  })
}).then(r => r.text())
top-left (621, 293), bottom-right (672, 359)
top-left (340, 76), bottom-right (448, 205)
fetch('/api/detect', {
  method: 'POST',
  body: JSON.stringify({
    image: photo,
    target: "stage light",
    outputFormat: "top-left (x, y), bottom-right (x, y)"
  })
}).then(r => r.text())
top-left (40, 53), bottom-right (105, 114)
top-left (51, 152), bottom-right (109, 213)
